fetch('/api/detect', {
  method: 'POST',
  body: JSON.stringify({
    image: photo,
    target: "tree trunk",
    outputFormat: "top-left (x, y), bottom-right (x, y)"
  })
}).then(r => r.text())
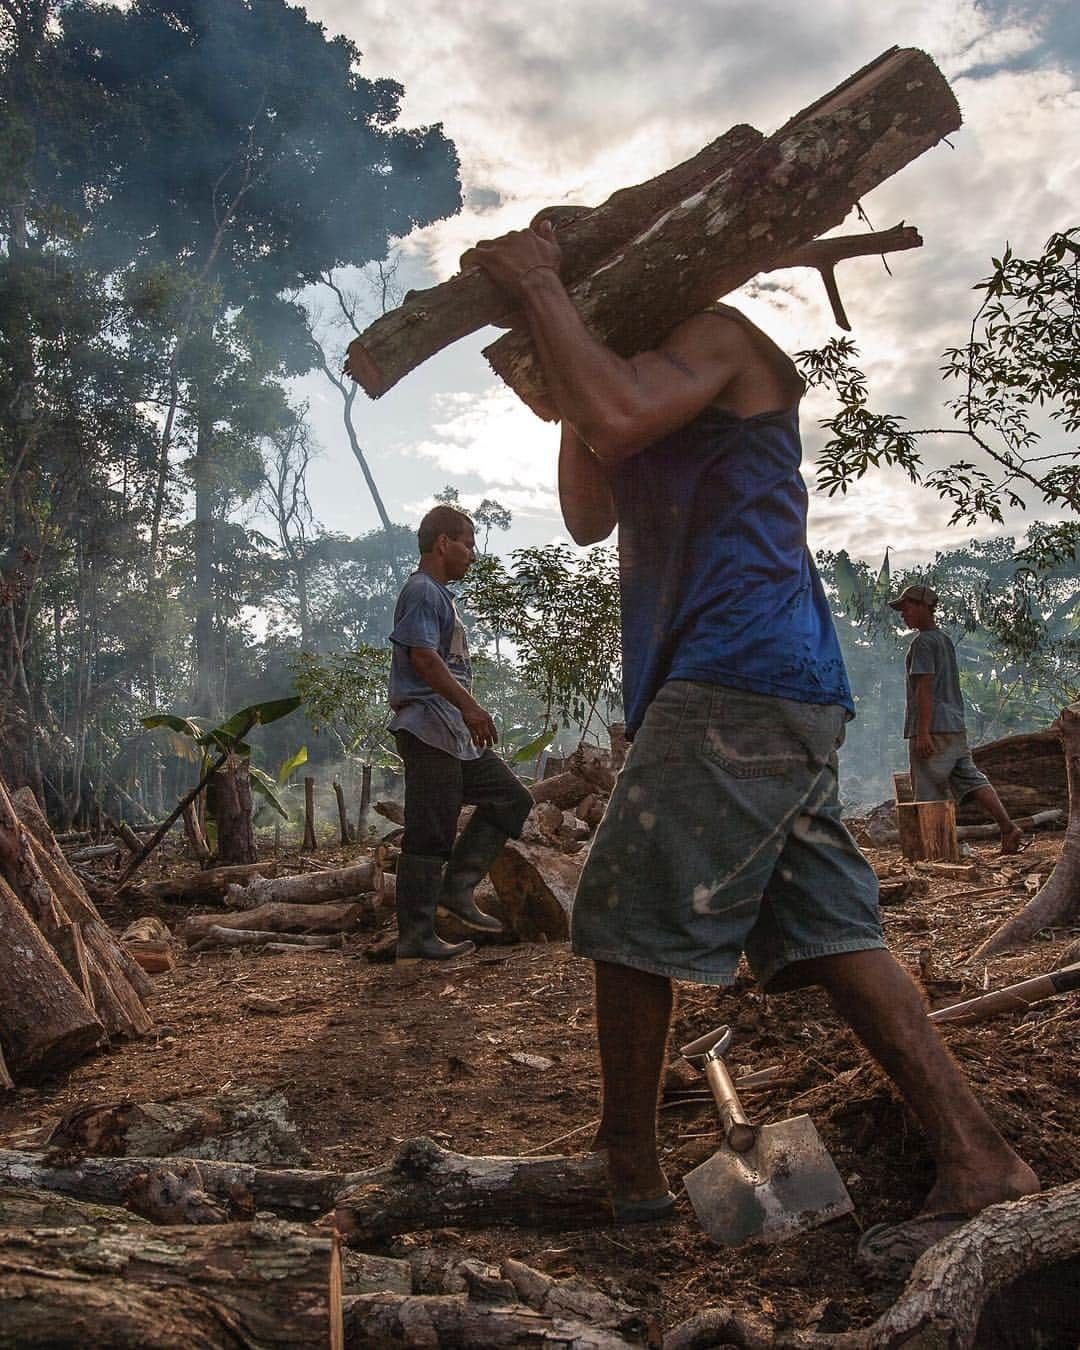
top-left (486, 48), bottom-right (960, 415)
top-left (215, 756), bottom-right (256, 865)
top-left (0, 1219), bottom-right (343, 1350)
top-left (357, 763), bottom-right (372, 838)
top-left (184, 899), bottom-right (375, 945)
top-left (222, 859), bottom-right (380, 908)
top-left (966, 726), bottom-right (1068, 818)
top-left (971, 701), bottom-right (1080, 959)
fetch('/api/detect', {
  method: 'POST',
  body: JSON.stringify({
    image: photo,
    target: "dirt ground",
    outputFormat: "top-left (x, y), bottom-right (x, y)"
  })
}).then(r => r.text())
top-left (1, 827), bottom-right (1077, 1340)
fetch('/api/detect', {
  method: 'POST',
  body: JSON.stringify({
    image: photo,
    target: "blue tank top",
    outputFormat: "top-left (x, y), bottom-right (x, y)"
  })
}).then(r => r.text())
top-left (614, 402), bottom-right (853, 737)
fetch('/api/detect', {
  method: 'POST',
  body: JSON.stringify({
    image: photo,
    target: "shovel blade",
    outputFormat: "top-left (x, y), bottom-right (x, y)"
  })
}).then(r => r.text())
top-left (684, 1114), bottom-right (853, 1247)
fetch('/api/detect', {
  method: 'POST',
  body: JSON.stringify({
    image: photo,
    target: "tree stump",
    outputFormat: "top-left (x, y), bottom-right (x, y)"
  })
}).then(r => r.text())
top-left (895, 800), bottom-right (959, 862)
top-left (215, 756), bottom-right (257, 865)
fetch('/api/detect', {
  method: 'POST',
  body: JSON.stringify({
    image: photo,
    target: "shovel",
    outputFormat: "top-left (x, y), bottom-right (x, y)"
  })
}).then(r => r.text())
top-left (681, 1027), bottom-right (854, 1246)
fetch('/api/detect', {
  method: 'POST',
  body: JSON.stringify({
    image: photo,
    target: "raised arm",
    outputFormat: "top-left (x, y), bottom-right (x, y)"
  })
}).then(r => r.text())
top-left (558, 422), bottom-right (617, 545)
top-left (463, 223), bottom-right (751, 462)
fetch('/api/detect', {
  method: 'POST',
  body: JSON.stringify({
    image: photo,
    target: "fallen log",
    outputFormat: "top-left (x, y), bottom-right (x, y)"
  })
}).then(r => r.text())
top-left (127, 860), bottom-right (282, 905)
top-left (192, 925), bottom-right (345, 952)
top-left (185, 899), bottom-right (374, 945)
top-left (530, 771), bottom-right (591, 810)
top-left (0, 1139), bottom-right (609, 1239)
top-left (0, 1183), bottom-right (149, 1228)
top-left (972, 701), bottom-right (1080, 959)
top-left (869, 808), bottom-right (1064, 847)
top-left (373, 799), bottom-right (405, 825)
top-left (341, 1292), bottom-right (638, 1348)
top-left (328, 1138), bottom-right (608, 1245)
top-left (0, 1218), bottom-right (343, 1350)
top-left (487, 839), bottom-right (584, 941)
top-left (486, 48), bottom-right (960, 415)
top-left (224, 858), bottom-right (381, 909)
top-left (37, 1084), bottom-right (305, 1165)
top-left (967, 726), bottom-right (1068, 817)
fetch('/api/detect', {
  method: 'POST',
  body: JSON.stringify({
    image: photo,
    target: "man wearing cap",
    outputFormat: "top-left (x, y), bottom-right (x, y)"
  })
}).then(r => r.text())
top-left (891, 584), bottom-right (1024, 854)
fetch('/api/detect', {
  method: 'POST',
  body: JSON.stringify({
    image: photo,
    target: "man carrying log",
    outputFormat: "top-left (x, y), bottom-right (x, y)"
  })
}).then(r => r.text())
top-left (462, 220), bottom-right (1038, 1237)
top-left (388, 504), bottom-right (533, 961)
top-left (890, 583), bottom-right (1025, 853)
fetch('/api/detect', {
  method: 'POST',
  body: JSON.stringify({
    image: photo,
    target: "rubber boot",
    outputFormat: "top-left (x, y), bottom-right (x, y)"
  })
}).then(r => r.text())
top-left (438, 815), bottom-right (507, 934)
top-left (395, 853), bottom-right (475, 963)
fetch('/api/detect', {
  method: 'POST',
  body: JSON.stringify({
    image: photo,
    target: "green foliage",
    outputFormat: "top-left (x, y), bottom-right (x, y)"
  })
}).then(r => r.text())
top-left (797, 229), bottom-right (1080, 556)
top-left (462, 545), bottom-right (622, 736)
top-left (293, 646), bottom-right (396, 766)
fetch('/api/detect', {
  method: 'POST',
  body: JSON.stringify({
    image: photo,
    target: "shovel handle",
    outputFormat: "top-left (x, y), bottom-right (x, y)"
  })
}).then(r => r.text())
top-left (703, 1047), bottom-right (757, 1153)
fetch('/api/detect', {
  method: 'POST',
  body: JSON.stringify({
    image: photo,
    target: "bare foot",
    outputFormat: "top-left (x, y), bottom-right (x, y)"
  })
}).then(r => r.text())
top-left (591, 1138), bottom-right (668, 1205)
top-left (922, 1155), bottom-right (1039, 1217)
top-left (1000, 827), bottom-right (1026, 855)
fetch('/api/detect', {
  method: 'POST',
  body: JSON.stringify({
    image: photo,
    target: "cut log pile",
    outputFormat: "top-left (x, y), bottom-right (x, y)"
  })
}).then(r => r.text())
top-left (0, 776), bottom-right (154, 1082)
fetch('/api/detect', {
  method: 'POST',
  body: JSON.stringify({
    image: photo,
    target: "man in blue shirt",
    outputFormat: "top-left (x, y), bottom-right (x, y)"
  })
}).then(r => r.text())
top-left (389, 504), bottom-right (533, 962)
top-left (892, 583), bottom-right (1023, 852)
top-left (463, 221), bottom-right (1037, 1231)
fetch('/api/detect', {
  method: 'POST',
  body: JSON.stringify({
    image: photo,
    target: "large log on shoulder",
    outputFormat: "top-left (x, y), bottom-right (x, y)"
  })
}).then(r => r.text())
top-left (0, 1218), bottom-right (343, 1350)
top-left (487, 47), bottom-right (961, 414)
top-left (345, 125), bottom-right (763, 398)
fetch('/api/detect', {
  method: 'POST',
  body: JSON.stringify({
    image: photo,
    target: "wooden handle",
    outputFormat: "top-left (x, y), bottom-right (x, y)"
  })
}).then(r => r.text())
top-left (703, 1050), bottom-right (757, 1153)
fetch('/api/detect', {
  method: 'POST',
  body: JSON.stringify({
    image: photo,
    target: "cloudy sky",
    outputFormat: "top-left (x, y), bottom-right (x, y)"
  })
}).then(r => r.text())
top-left (295, 0), bottom-right (1079, 569)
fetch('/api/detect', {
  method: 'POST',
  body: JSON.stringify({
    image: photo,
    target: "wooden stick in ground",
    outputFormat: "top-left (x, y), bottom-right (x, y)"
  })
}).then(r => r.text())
top-left (486, 47), bottom-right (960, 416)
top-left (303, 776), bottom-right (317, 852)
top-left (181, 800), bottom-right (211, 862)
top-left (333, 780), bottom-right (351, 845)
top-left (358, 764), bottom-right (372, 838)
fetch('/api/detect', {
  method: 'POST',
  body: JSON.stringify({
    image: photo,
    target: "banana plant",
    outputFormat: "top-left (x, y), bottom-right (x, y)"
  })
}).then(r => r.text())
top-left (143, 695), bottom-right (302, 820)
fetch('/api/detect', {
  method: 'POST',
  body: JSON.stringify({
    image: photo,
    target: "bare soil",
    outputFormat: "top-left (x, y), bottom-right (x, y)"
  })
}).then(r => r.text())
top-left (1, 829), bottom-right (1076, 1339)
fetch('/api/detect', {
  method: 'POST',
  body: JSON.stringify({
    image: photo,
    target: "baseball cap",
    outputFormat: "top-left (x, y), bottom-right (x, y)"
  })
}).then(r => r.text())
top-left (888, 583), bottom-right (938, 611)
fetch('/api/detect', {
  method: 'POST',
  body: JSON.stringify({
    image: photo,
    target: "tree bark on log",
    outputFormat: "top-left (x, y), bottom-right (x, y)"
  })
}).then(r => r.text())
top-left (0, 875), bottom-right (103, 1076)
top-left (486, 48), bottom-right (960, 415)
top-left (215, 756), bottom-right (257, 865)
top-left (487, 839), bottom-right (583, 942)
top-left (191, 925), bottom-right (345, 952)
top-left (529, 771), bottom-right (591, 810)
top-left (971, 701), bottom-right (1080, 959)
top-left (185, 899), bottom-right (374, 945)
top-left (223, 859), bottom-right (380, 909)
top-left (0, 1183), bottom-right (149, 1229)
top-left (125, 861), bottom-right (281, 905)
top-left (346, 125), bottom-right (763, 397)
top-left (0, 1139), bottom-right (609, 1239)
top-left (341, 1293), bottom-right (638, 1348)
top-left (329, 1138), bottom-right (608, 1245)
top-left (0, 1218), bottom-right (343, 1350)
top-left (965, 726), bottom-right (1068, 818)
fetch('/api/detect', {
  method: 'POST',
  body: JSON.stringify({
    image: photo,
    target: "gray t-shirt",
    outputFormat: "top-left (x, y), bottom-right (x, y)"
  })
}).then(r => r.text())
top-left (903, 627), bottom-right (966, 737)
top-left (388, 570), bottom-right (482, 761)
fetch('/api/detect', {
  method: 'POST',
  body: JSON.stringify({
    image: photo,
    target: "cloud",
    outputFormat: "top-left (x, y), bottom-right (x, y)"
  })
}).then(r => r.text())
top-left (301, 0), bottom-right (1078, 566)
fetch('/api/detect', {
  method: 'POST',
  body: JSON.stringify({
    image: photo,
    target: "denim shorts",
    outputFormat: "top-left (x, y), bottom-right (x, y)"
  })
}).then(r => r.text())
top-left (908, 732), bottom-right (991, 803)
top-left (571, 681), bottom-right (884, 991)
